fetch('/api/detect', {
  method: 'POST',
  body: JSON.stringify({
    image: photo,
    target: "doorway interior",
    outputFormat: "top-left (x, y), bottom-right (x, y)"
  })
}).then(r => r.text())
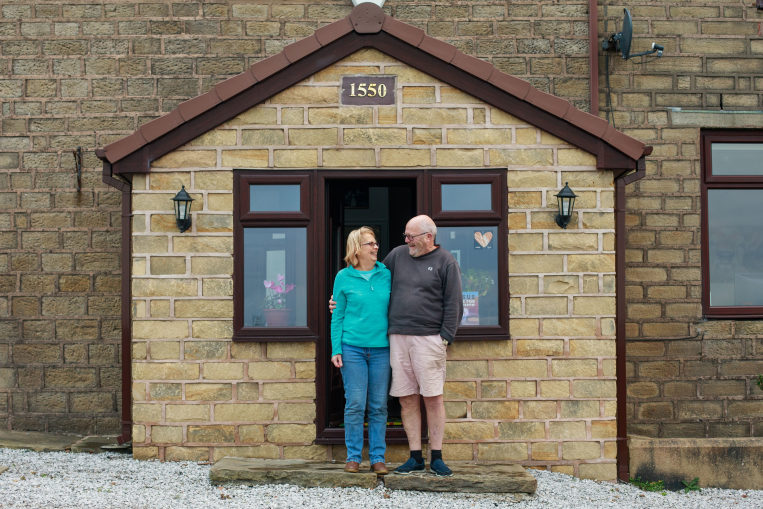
top-left (321, 177), bottom-right (416, 441)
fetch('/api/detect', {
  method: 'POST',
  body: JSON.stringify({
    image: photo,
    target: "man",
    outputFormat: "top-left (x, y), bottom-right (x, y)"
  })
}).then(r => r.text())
top-left (332, 215), bottom-right (462, 476)
top-left (384, 214), bottom-right (463, 476)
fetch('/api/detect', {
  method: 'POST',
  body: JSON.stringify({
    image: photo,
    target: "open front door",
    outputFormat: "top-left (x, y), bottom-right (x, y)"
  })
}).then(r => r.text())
top-left (316, 175), bottom-right (417, 444)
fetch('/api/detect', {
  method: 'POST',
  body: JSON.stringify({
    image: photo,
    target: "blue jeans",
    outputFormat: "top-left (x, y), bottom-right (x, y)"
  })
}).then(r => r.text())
top-left (340, 343), bottom-right (391, 464)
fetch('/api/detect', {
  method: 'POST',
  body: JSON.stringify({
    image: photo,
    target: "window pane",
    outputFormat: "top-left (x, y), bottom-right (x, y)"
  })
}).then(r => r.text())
top-left (438, 226), bottom-right (498, 326)
top-left (708, 189), bottom-right (763, 307)
top-left (711, 143), bottom-right (763, 176)
top-left (441, 184), bottom-right (492, 211)
top-left (243, 228), bottom-right (307, 327)
top-left (250, 184), bottom-right (300, 212)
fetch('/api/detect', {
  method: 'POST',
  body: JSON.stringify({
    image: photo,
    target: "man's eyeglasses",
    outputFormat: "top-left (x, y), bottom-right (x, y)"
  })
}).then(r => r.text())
top-left (403, 232), bottom-right (429, 241)
top-left (361, 241), bottom-right (379, 248)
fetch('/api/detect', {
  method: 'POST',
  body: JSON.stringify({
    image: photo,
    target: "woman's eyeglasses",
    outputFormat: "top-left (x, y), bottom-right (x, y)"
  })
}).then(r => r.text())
top-left (361, 241), bottom-right (379, 248)
top-left (403, 232), bottom-right (428, 241)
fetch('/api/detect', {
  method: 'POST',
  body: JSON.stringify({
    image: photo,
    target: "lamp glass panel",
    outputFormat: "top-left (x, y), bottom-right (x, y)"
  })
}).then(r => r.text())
top-left (559, 196), bottom-right (574, 216)
top-left (243, 227), bottom-right (307, 327)
top-left (250, 184), bottom-right (301, 212)
top-left (437, 226), bottom-right (498, 326)
top-left (707, 189), bottom-right (763, 306)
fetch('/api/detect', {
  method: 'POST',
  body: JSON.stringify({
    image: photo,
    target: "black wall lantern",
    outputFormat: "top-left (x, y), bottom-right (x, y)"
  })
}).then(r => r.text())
top-left (555, 182), bottom-right (577, 229)
top-left (172, 185), bottom-right (194, 233)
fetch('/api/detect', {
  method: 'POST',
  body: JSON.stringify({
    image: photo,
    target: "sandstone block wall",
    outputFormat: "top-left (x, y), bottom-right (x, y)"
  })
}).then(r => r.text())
top-left (0, 0), bottom-right (591, 433)
top-left (129, 50), bottom-right (618, 478)
top-left (599, 0), bottom-right (763, 437)
top-left (2, 0), bottom-right (759, 464)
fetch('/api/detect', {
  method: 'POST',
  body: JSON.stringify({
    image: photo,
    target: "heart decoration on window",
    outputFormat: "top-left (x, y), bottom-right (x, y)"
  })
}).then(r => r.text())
top-left (473, 231), bottom-right (493, 248)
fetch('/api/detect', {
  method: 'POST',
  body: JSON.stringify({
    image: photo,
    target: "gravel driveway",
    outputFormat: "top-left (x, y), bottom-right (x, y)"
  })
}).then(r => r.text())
top-left (0, 447), bottom-right (760, 508)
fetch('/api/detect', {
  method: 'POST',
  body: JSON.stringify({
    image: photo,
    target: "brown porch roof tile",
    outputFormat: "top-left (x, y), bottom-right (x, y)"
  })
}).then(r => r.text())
top-left (526, 88), bottom-right (571, 119)
top-left (419, 36), bottom-right (458, 63)
top-left (451, 52), bottom-right (494, 82)
top-left (177, 91), bottom-right (221, 122)
top-left (602, 125), bottom-right (646, 161)
top-left (284, 34), bottom-right (322, 64)
top-left (250, 53), bottom-right (290, 82)
top-left (487, 72), bottom-right (531, 101)
top-left (100, 2), bottom-right (649, 170)
top-left (563, 108), bottom-right (609, 138)
top-left (139, 109), bottom-right (184, 143)
top-left (314, 16), bottom-right (354, 45)
top-left (381, 16), bottom-right (425, 47)
top-left (214, 69), bottom-right (257, 102)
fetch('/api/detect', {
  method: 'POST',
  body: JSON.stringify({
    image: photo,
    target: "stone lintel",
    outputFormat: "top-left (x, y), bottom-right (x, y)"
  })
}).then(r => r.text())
top-left (666, 107), bottom-right (763, 128)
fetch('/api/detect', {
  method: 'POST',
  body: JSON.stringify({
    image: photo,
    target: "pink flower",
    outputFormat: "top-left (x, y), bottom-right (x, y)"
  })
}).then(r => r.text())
top-left (263, 277), bottom-right (295, 309)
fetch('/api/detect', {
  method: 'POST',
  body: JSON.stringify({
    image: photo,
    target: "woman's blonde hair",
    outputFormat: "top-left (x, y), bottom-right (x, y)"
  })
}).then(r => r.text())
top-left (344, 226), bottom-right (376, 267)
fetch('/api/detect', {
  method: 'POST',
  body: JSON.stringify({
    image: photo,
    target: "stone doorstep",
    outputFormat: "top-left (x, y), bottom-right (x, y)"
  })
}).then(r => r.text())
top-left (210, 457), bottom-right (537, 494)
top-left (0, 430), bottom-right (121, 454)
top-left (0, 430), bottom-right (81, 452)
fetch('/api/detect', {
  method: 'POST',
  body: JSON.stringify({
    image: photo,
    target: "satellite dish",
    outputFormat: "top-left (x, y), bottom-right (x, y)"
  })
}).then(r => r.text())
top-left (603, 8), bottom-right (662, 59)
top-left (613, 8), bottom-right (633, 60)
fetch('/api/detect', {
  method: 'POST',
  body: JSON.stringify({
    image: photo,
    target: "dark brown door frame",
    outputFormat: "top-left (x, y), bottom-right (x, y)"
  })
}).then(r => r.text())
top-left (314, 170), bottom-right (425, 444)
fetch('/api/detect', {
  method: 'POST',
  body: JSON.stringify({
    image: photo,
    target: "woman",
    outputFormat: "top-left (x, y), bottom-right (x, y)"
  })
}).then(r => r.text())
top-left (330, 226), bottom-right (392, 475)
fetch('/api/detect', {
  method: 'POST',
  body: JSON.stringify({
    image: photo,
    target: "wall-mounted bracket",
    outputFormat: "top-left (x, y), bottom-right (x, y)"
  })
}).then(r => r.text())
top-left (73, 146), bottom-right (82, 192)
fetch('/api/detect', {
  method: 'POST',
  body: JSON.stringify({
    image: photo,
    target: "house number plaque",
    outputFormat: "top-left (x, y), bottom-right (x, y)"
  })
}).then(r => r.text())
top-left (341, 75), bottom-right (396, 105)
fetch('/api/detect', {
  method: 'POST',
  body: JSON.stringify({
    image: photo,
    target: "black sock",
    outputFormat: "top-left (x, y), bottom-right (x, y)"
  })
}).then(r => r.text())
top-left (430, 449), bottom-right (442, 462)
top-left (411, 450), bottom-right (423, 463)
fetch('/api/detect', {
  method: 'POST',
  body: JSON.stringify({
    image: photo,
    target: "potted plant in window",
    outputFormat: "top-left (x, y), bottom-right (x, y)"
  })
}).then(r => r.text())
top-left (263, 275), bottom-right (295, 327)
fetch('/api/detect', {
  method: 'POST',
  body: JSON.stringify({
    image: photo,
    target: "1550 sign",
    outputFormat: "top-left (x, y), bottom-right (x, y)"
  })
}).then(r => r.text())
top-left (341, 75), bottom-right (396, 105)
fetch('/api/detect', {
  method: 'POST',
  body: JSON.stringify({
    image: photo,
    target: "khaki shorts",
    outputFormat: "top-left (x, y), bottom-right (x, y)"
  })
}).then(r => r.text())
top-left (389, 333), bottom-right (447, 398)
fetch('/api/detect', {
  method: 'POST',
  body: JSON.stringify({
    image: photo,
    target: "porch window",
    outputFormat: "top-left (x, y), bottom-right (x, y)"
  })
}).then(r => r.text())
top-left (234, 172), bottom-right (317, 341)
top-left (432, 172), bottom-right (506, 337)
top-left (233, 169), bottom-right (508, 341)
top-left (243, 227), bottom-right (307, 328)
top-left (701, 130), bottom-right (763, 318)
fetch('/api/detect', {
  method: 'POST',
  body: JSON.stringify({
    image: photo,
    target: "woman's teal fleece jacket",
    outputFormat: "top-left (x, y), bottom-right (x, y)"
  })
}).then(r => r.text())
top-left (330, 261), bottom-right (391, 356)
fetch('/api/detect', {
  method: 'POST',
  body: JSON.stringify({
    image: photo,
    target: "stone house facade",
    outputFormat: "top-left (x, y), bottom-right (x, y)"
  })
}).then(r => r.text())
top-left (0, 0), bottom-right (761, 485)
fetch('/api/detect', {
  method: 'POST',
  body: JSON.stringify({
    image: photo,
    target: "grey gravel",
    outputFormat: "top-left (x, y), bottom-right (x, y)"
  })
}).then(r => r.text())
top-left (0, 447), bottom-right (760, 508)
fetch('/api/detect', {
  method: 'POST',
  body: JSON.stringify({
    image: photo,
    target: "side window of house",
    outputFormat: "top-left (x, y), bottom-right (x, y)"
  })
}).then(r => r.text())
top-left (431, 172), bottom-right (507, 336)
top-left (701, 130), bottom-right (763, 317)
top-left (234, 173), bottom-right (316, 340)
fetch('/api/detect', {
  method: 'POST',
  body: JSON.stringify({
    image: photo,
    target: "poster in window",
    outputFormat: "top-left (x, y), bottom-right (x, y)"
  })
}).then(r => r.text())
top-left (473, 231), bottom-right (493, 249)
top-left (462, 291), bottom-right (480, 325)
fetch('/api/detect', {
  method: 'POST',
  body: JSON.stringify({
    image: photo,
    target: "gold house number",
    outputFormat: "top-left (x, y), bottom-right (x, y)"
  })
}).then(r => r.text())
top-left (341, 76), bottom-right (396, 105)
top-left (348, 82), bottom-right (387, 98)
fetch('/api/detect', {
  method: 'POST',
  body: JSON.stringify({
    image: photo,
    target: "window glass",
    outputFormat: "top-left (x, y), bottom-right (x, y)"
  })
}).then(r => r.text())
top-left (707, 189), bottom-right (763, 307)
top-left (250, 184), bottom-right (300, 212)
top-left (441, 183), bottom-right (492, 211)
top-left (243, 227), bottom-right (307, 327)
top-left (437, 226), bottom-right (498, 326)
top-left (711, 143), bottom-right (763, 176)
